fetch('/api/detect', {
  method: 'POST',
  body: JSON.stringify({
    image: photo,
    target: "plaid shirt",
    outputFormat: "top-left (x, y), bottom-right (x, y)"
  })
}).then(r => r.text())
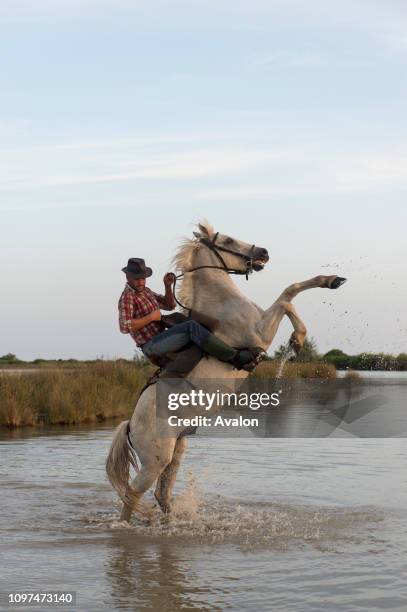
top-left (118, 284), bottom-right (169, 347)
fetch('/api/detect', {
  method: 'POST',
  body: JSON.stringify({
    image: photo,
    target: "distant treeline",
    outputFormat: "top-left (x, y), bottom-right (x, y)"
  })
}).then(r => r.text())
top-left (0, 353), bottom-right (144, 368)
top-left (323, 349), bottom-right (407, 371)
top-left (1, 346), bottom-right (407, 371)
top-left (272, 340), bottom-right (407, 371)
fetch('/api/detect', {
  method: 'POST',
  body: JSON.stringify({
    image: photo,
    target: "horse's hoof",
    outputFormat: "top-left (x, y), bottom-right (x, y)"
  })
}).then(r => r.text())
top-left (161, 503), bottom-right (172, 515)
top-left (330, 276), bottom-right (347, 289)
top-left (289, 332), bottom-right (304, 355)
top-left (155, 493), bottom-right (172, 515)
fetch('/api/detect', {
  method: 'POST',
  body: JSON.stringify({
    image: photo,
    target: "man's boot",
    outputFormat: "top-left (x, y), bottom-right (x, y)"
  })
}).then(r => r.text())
top-left (202, 334), bottom-right (264, 372)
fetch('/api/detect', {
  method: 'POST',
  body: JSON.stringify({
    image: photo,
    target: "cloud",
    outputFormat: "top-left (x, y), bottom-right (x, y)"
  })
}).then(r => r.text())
top-left (1, 133), bottom-right (407, 199)
top-left (2, 0), bottom-right (407, 64)
top-left (0, 145), bottom-right (299, 191)
top-left (247, 51), bottom-right (322, 72)
top-left (0, 0), bottom-right (99, 20)
top-left (3, 132), bottom-right (233, 155)
top-left (382, 34), bottom-right (407, 53)
top-left (193, 149), bottom-right (407, 200)
top-left (2, 0), bottom-right (407, 37)
top-left (338, 153), bottom-right (407, 187)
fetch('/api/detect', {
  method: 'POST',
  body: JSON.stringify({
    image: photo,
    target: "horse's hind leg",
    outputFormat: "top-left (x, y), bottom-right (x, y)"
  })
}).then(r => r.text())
top-left (154, 436), bottom-right (188, 514)
top-left (284, 302), bottom-right (307, 354)
top-left (120, 463), bottom-right (163, 522)
top-left (120, 436), bottom-right (178, 522)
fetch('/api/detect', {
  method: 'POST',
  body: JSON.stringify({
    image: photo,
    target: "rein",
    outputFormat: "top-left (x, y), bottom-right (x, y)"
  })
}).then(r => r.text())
top-left (172, 232), bottom-right (256, 313)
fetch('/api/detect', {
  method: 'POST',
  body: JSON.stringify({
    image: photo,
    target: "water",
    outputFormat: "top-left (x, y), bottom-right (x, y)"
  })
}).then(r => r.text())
top-left (337, 370), bottom-right (407, 379)
top-left (1, 377), bottom-right (407, 611)
top-left (275, 342), bottom-right (296, 379)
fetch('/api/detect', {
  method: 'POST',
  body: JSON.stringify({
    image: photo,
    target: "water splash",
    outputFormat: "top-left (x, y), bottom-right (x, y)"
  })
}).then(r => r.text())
top-left (275, 341), bottom-right (296, 379)
top-left (106, 492), bottom-right (383, 550)
top-left (100, 475), bottom-right (384, 550)
top-left (172, 472), bottom-right (201, 518)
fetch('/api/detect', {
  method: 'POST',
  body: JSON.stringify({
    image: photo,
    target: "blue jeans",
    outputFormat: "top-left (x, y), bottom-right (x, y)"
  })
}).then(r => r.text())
top-left (142, 320), bottom-right (210, 359)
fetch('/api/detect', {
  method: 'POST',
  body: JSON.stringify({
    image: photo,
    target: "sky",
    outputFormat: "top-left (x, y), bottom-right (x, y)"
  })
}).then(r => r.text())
top-left (1, 0), bottom-right (406, 360)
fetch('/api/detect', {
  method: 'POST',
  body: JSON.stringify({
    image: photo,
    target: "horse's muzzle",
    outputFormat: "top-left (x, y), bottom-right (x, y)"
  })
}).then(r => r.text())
top-left (252, 247), bottom-right (269, 270)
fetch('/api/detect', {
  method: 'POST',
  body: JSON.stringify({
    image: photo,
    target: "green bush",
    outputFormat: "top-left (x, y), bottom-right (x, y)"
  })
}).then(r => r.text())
top-left (323, 350), bottom-right (402, 370)
top-left (396, 353), bottom-right (407, 371)
top-left (0, 353), bottom-right (22, 364)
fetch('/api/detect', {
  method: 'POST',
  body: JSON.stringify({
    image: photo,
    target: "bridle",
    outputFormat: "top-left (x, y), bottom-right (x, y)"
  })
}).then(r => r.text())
top-left (199, 232), bottom-right (256, 279)
top-left (172, 232), bottom-right (257, 312)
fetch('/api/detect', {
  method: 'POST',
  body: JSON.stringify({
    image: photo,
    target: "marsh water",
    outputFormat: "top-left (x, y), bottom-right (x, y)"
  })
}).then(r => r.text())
top-left (1, 373), bottom-right (406, 611)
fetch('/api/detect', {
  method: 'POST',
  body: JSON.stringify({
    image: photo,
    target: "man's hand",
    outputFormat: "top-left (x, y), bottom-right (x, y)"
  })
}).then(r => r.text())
top-left (128, 309), bottom-right (161, 332)
top-left (149, 309), bottom-right (162, 322)
top-left (161, 273), bottom-right (176, 310)
top-left (163, 272), bottom-right (176, 287)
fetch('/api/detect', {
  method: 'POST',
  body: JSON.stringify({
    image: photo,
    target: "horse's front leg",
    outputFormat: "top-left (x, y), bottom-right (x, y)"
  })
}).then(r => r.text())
top-left (276, 274), bottom-right (346, 301)
top-left (256, 275), bottom-right (346, 349)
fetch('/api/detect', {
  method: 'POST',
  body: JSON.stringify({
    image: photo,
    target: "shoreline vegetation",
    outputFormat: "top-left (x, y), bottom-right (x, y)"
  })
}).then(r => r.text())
top-left (0, 341), bottom-right (405, 429)
top-left (0, 361), bottom-right (151, 429)
top-left (0, 359), bottom-right (336, 429)
top-left (1, 341), bottom-right (407, 371)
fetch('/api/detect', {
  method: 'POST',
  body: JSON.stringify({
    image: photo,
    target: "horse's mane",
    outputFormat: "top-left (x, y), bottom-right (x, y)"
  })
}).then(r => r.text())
top-left (171, 219), bottom-right (214, 309)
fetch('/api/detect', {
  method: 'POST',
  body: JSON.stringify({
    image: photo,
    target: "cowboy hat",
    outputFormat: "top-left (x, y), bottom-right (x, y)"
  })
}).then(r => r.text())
top-left (121, 258), bottom-right (153, 279)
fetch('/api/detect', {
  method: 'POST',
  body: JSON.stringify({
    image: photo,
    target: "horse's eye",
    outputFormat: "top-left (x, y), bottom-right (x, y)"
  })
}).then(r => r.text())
top-left (224, 237), bottom-right (234, 245)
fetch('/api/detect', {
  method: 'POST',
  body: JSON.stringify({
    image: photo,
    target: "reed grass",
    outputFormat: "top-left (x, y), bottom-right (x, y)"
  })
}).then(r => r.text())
top-left (252, 360), bottom-right (337, 379)
top-left (342, 369), bottom-right (362, 382)
top-left (0, 361), bottom-right (153, 428)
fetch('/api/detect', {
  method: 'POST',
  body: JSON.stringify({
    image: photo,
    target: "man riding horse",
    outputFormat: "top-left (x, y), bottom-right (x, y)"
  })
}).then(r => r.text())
top-left (118, 257), bottom-right (263, 375)
top-left (108, 223), bottom-right (346, 522)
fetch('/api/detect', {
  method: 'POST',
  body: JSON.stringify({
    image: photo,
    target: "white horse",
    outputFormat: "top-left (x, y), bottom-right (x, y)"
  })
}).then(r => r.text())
top-left (106, 220), bottom-right (346, 522)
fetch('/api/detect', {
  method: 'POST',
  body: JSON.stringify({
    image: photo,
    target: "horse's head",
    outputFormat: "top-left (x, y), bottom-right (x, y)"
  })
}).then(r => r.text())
top-left (193, 221), bottom-right (269, 274)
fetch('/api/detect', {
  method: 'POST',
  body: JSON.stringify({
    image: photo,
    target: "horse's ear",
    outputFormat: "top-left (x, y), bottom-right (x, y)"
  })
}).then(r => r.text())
top-left (198, 222), bottom-right (212, 237)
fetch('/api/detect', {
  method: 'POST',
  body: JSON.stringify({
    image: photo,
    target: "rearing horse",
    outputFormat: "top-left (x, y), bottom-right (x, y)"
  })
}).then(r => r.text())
top-left (106, 220), bottom-right (346, 522)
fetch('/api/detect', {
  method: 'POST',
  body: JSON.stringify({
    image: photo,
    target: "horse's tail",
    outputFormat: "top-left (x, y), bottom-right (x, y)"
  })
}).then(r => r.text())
top-left (105, 420), bottom-right (140, 508)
